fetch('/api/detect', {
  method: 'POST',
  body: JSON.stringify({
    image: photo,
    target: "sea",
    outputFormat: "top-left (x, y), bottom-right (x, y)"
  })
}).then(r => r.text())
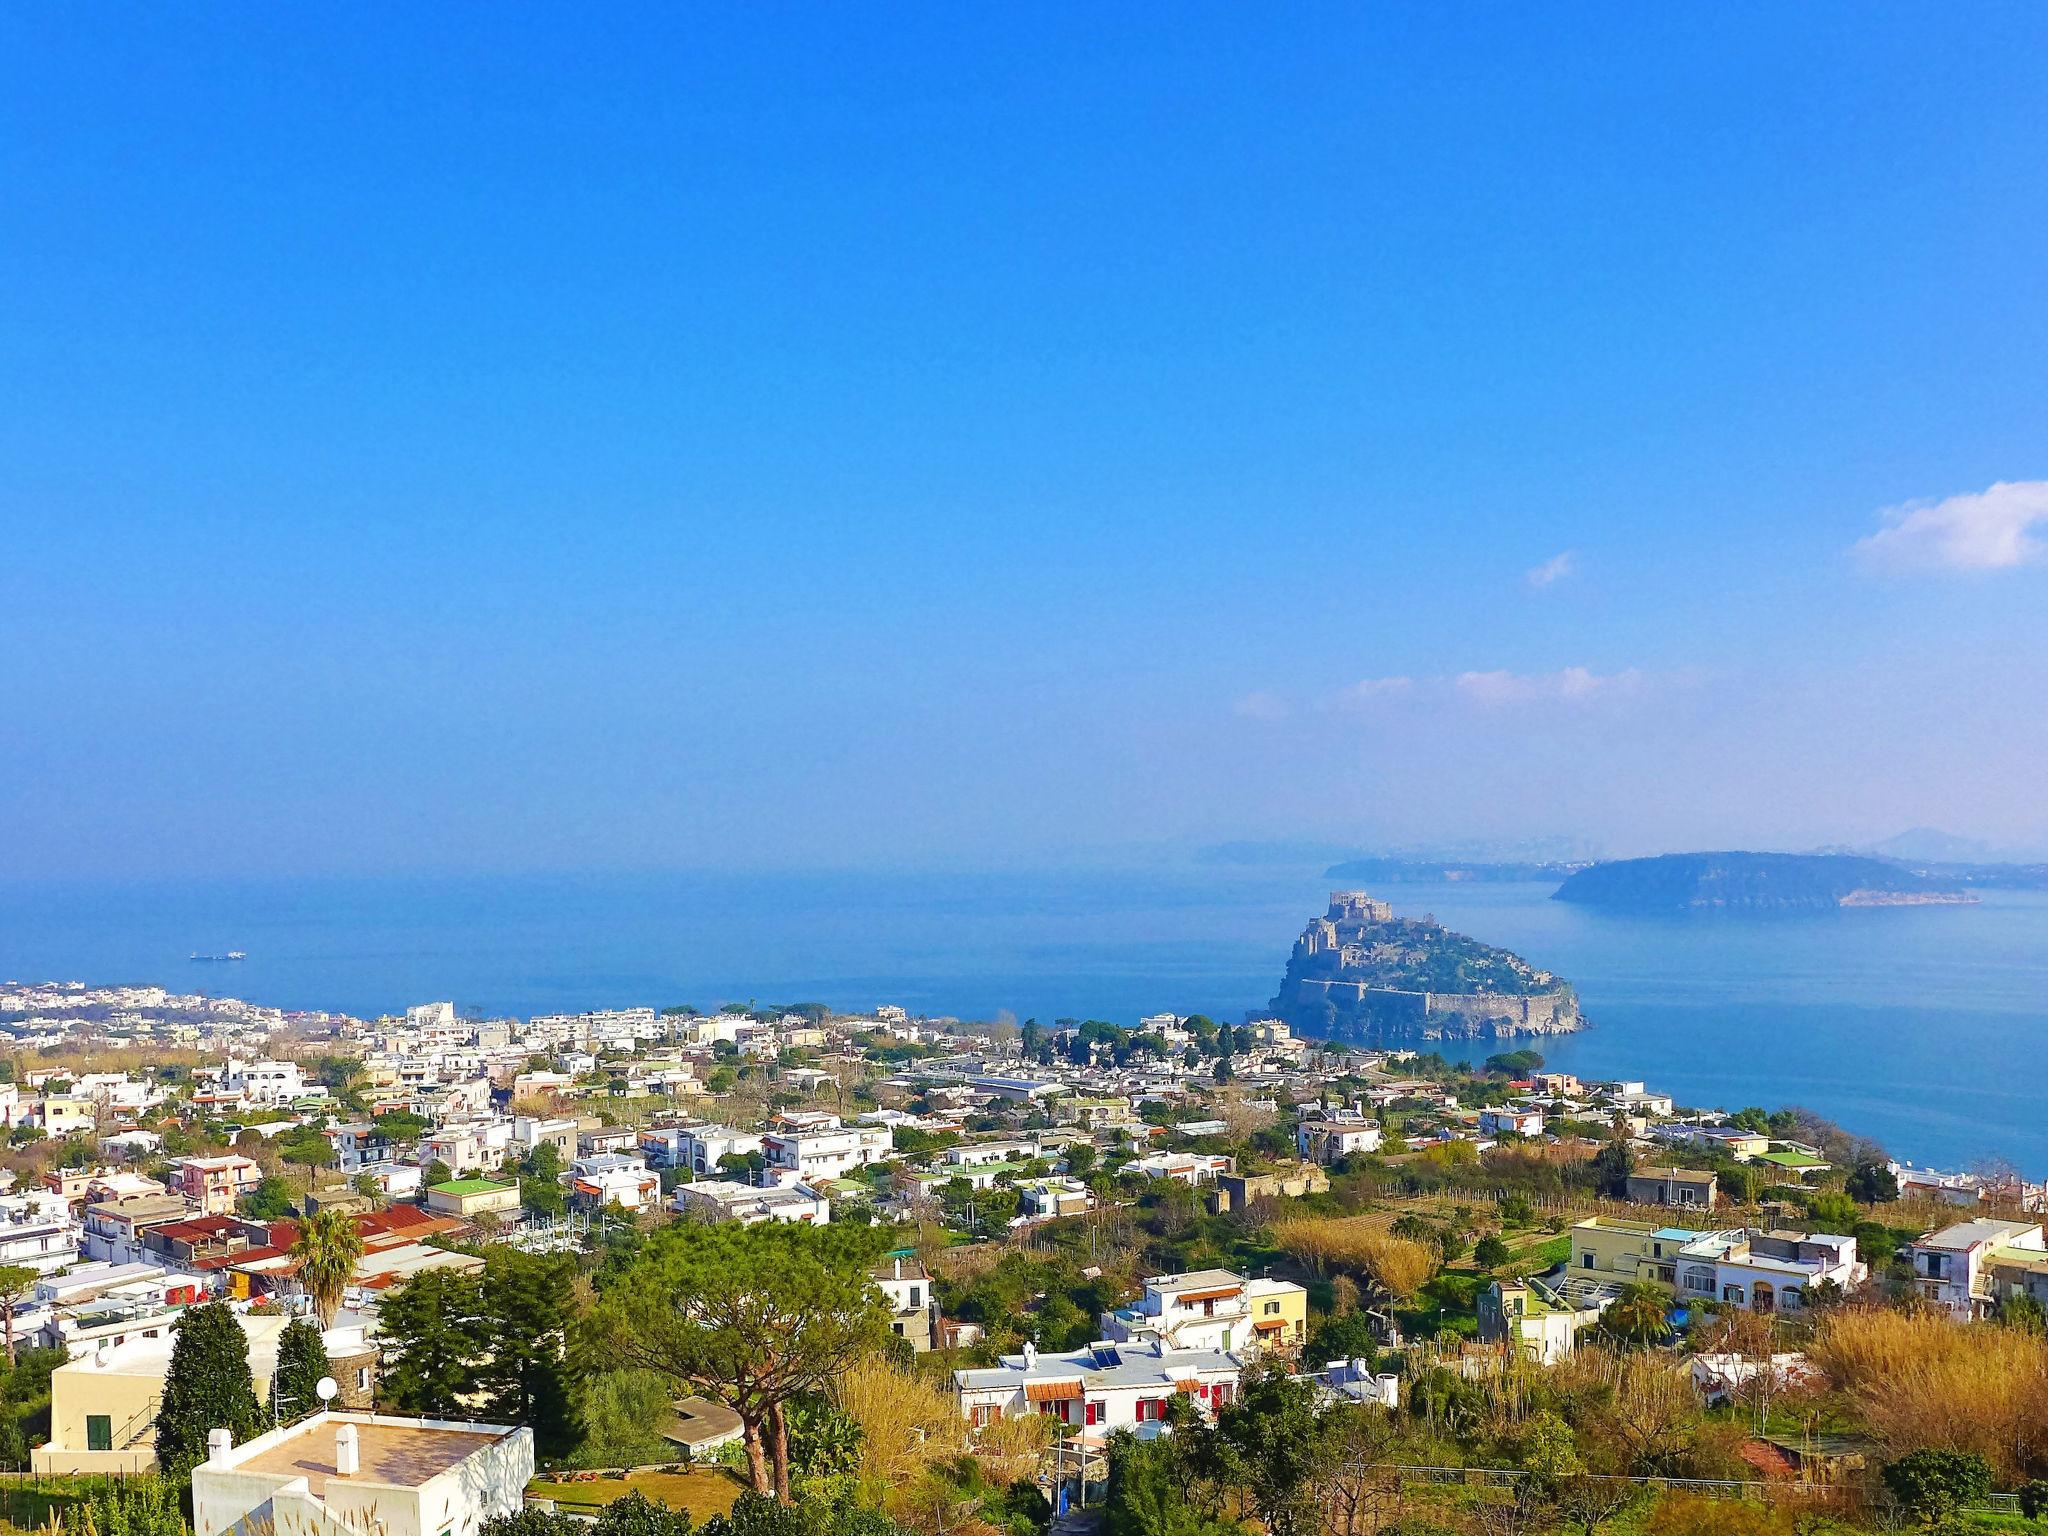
top-left (2, 866), bottom-right (2044, 1177)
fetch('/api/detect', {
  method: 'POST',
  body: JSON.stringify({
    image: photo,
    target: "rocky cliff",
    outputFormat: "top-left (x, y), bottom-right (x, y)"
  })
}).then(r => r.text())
top-left (1269, 891), bottom-right (1583, 1044)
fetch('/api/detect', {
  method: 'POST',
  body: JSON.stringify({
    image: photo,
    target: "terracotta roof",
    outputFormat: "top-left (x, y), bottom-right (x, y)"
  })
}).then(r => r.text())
top-left (1024, 1379), bottom-right (1083, 1402)
top-left (1176, 1287), bottom-right (1242, 1304)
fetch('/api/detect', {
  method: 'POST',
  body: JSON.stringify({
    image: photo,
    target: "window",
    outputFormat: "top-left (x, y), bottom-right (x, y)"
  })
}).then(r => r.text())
top-left (1582, 1254), bottom-right (1594, 1270)
top-left (1136, 1397), bottom-right (1165, 1422)
top-left (1722, 1284), bottom-right (1746, 1304)
top-left (1263, 1301), bottom-right (1280, 1315)
top-left (357, 1367), bottom-right (372, 1391)
top-left (1085, 1401), bottom-right (1100, 1426)
top-left (87, 1415), bottom-right (112, 1452)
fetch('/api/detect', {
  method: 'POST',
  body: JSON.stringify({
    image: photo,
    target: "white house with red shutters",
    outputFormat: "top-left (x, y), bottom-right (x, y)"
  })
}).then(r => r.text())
top-left (953, 1339), bottom-right (1240, 1436)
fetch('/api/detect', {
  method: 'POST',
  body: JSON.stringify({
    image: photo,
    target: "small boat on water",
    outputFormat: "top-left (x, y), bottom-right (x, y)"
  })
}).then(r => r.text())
top-left (189, 951), bottom-right (248, 962)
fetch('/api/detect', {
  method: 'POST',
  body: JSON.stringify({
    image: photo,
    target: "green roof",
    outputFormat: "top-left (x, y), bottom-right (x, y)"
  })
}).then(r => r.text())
top-left (430, 1178), bottom-right (515, 1195)
top-left (1757, 1151), bottom-right (1827, 1168)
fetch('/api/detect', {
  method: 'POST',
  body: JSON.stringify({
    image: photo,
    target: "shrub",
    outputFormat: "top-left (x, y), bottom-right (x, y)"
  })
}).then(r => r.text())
top-left (1882, 1449), bottom-right (1994, 1523)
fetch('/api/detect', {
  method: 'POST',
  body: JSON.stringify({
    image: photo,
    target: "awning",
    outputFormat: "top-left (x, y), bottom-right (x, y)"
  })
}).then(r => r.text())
top-left (1253, 1318), bottom-right (1287, 1332)
top-left (1176, 1288), bottom-right (1242, 1304)
top-left (1172, 1379), bottom-right (1204, 1394)
top-left (1025, 1380), bottom-right (1083, 1403)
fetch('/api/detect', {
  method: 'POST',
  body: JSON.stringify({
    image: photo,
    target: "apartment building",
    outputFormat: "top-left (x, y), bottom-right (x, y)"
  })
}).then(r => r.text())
top-left (762, 1124), bottom-right (891, 1183)
top-left (169, 1156), bottom-right (263, 1217)
top-left (1100, 1269), bottom-right (1307, 1356)
top-left (1907, 1220), bottom-right (2047, 1319)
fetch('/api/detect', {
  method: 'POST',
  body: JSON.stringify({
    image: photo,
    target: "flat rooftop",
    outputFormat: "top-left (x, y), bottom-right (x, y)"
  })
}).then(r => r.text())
top-left (235, 1419), bottom-right (505, 1493)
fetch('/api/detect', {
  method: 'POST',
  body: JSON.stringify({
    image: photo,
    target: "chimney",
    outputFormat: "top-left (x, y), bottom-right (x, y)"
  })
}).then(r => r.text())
top-left (207, 1428), bottom-right (234, 1465)
top-left (893, 1259), bottom-right (902, 1280)
top-left (335, 1422), bottom-right (359, 1477)
top-left (1021, 1341), bottom-right (1037, 1368)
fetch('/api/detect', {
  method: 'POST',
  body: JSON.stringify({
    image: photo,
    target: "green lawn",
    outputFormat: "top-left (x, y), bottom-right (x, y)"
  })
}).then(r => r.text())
top-left (528, 1468), bottom-right (749, 1519)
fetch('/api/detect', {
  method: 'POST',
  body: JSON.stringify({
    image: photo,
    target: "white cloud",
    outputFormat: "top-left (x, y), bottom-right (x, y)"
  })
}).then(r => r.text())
top-left (1329, 675), bottom-right (1415, 708)
top-left (1854, 480), bottom-right (2048, 573)
top-left (1232, 691), bottom-right (1293, 722)
top-left (1525, 551), bottom-right (1576, 588)
top-left (1453, 667), bottom-right (1644, 706)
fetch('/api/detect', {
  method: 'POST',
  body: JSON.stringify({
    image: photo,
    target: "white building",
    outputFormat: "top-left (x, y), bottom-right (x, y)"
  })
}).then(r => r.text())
top-left (192, 1413), bottom-right (532, 1536)
top-left (762, 1124), bottom-right (891, 1183)
top-left (1907, 1220), bottom-right (2047, 1319)
top-left (569, 1154), bottom-right (660, 1212)
top-left (671, 1179), bottom-right (830, 1226)
top-left (221, 1059), bottom-right (307, 1104)
top-left (1017, 1177), bottom-right (1095, 1222)
top-left (1478, 1107), bottom-right (1545, 1138)
top-left (657, 1123), bottom-right (765, 1174)
top-left (1099, 1269), bottom-right (1306, 1355)
top-left (1673, 1229), bottom-right (1866, 1314)
top-left (954, 1340), bottom-right (1240, 1434)
top-left (1296, 1107), bottom-right (1383, 1163)
top-left (1124, 1152), bottom-right (1232, 1186)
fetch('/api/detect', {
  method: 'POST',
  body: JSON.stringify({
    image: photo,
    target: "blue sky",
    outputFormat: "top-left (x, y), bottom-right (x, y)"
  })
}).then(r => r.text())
top-left (5, 6), bottom-right (2047, 877)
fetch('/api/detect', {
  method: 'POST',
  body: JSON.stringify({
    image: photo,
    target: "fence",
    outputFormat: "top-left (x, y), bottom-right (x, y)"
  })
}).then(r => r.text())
top-left (1356, 1463), bottom-right (2022, 1515)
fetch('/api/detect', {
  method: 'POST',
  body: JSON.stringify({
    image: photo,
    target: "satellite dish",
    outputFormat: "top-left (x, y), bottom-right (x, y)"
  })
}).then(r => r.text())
top-left (316, 1377), bottom-right (339, 1402)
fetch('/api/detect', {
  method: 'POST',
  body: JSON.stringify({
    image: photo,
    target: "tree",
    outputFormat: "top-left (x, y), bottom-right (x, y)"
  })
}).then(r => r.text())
top-left (280, 1128), bottom-right (337, 1181)
top-left (1209, 1370), bottom-right (1369, 1536)
top-left (0, 1265), bottom-right (36, 1364)
top-left (1883, 1449), bottom-right (1993, 1524)
top-left (1805, 1191), bottom-right (1859, 1232)
top-left (1599, 1283), bottom-right (1670, 1345)
top-left (475, 1249), bottom-right (583, 1460)
top-left (272, 1317), bottom-right (330, 1424)
top-left (242, 1174), bottom-right (297, 1221)
top-left (1847, 1160), bottom-right (1900, 1204)
top-left (1474, 1236), bottom-right (1512, 1273)
top-left (378, 1268), bottom-right (485, 1416)
top-left (292, 1209), bottom-right (365, 1327)
top-left (1591, 1137), bottom-right (1634, 1198)
top-left (522, 1143), bottom-right (569, 1219)
top-left (597, 1222), bottom-right (889, 1501)
top-left (425, 1158), bottom-right (455, 1188)
top-left (156, 1303), bottom-right (263, 1478)
top-left (1100, 1427), bottom-right (1236, 1536)
top-left (1304, 1310), bottom-right (1378, 1369)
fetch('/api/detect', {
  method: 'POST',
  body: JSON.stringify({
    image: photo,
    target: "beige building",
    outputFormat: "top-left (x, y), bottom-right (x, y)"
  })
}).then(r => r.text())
top-left (193, 1412), bottom-right (532, 1536)
top-left (423, 1178), bottom-right (521, 1219)
top-left (37, 1314), bottom-right (295, 1474)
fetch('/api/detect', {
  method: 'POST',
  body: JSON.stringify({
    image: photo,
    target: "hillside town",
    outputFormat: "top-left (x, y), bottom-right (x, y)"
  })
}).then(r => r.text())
top-left (0, 978), bottom-right (2045, 1536)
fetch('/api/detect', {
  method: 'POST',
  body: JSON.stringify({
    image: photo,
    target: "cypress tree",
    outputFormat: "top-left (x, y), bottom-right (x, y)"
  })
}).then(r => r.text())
top-left (272, 1317), bottom-right (331, 1424)
top-left (155, 1303), bottom-right (263, 1478)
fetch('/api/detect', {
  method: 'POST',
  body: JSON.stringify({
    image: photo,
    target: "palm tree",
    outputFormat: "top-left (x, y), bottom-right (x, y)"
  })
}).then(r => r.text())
top-left (291, 1209), bottom-right (365, 1327)
top-left (1601, 1281), bottom-right (1672, 1345)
